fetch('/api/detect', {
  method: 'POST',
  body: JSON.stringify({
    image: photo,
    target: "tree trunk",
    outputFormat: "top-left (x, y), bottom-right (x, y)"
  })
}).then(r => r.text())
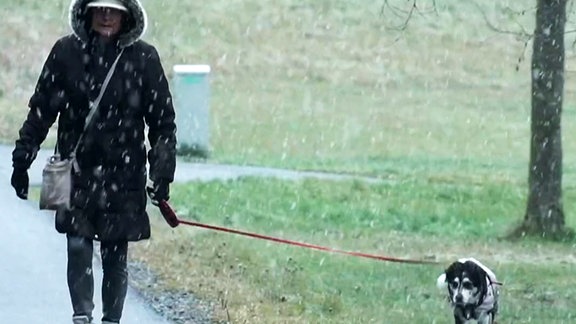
top-left (510, 0), bottom-right (572, 240)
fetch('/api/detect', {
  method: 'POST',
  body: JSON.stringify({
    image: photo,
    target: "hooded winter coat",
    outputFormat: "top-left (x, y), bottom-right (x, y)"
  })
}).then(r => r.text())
top-left (12, 0), bottom-right (177, 242)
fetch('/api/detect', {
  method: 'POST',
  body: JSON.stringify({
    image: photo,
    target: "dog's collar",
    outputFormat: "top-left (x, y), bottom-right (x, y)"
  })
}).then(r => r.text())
top-left (454, 304), bottom-right (479, 321)
top-left (464, 304), bottom-right (477, 320)
top-left (455, 303), bottom-right (496, 321)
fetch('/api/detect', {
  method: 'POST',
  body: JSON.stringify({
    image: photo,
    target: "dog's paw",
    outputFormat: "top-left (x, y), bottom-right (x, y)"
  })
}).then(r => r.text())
top-left (436, 273), bottom-right (447, 289)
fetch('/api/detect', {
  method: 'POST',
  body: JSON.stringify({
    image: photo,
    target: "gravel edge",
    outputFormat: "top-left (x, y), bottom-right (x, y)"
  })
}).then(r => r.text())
top-left (128, 260), bottom-right (217, 324)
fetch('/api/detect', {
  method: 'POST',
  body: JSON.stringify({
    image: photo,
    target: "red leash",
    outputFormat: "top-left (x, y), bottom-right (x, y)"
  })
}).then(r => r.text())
top-left (158, 200), bottom-right (439, 265)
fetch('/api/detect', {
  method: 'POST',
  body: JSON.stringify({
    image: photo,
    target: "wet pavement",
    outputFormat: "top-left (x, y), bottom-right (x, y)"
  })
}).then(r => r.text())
top-left (0, 145), bottom-right (169, 323)
top-left (4, 146), bottom-right (380, 186)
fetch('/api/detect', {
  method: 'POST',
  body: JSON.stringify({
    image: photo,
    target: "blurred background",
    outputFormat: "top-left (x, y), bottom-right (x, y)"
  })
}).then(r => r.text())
top-left (2, 1), bottom-right (576, 323)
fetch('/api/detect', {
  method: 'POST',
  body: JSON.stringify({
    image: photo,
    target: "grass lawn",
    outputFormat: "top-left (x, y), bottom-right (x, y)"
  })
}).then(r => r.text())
top-left (130, 177), bottom-right (576, 323)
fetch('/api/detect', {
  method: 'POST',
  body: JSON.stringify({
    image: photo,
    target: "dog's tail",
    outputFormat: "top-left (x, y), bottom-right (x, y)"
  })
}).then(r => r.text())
top-left (436, 273), bottom-right (447, 289)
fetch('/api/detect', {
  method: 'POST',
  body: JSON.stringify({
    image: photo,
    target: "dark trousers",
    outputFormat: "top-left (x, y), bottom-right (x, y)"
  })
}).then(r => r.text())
top-left (67, 235), bottom-right (128, 323)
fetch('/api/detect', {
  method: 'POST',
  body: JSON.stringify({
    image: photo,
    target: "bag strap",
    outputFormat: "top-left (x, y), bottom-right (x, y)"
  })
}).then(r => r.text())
top-left (55, 49), bottom-right (125, 156)
top-left (81, 48), bottom-right (125, 135)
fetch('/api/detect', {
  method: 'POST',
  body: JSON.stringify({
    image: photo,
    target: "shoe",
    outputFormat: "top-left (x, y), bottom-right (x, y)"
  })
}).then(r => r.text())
top-left (72, 315), bottom-right (93, 324)
top-left (101, 321), bottom-right (119, 324)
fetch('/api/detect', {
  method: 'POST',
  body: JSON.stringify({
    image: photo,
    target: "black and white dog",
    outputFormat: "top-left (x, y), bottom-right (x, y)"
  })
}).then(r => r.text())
top-left (437, 258), bottom-right (501, 324)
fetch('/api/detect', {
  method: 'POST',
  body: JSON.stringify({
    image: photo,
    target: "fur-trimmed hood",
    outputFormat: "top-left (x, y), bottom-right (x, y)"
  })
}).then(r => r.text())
top-left (69, 0), bottom-right (147, 48)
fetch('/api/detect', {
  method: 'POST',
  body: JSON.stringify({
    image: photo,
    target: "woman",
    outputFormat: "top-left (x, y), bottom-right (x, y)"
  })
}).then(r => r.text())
top-left (10, 0), bottom-right (177, 323)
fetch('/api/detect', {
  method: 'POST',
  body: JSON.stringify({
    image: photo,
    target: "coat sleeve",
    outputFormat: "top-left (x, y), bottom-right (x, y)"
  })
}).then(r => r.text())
top-left (143, 46), bottom-right (177, 183)
top-left (12, 40), bottom-right (64, 170)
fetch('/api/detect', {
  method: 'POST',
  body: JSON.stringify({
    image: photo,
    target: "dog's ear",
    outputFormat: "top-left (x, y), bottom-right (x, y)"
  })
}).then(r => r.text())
top-left (467, 261), bottom-right (489, 294)
top-left (443, 261), bottom-right (460, 282)
top-left (436, 272), bottom-right (448, 289)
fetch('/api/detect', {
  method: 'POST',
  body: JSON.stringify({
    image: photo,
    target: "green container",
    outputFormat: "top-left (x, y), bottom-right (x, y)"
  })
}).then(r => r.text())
top-left (172, 64), bottom-right (211, 158)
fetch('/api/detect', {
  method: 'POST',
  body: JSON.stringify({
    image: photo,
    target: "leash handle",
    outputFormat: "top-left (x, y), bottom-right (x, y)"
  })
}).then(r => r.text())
top-left (158, 200), bottom-right (180, 227)
top-left (157, 201), bottom-right (439, 265)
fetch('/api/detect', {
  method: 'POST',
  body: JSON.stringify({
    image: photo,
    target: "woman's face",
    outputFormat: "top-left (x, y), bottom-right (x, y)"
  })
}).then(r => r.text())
top-left (91, 7), bottom-right (123, 38)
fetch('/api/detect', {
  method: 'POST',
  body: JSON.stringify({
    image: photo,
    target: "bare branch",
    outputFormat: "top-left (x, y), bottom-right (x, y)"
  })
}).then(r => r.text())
top-left (501, 4), bottom-right (536, 17)
top-left (394, 1), bottom-right (417, 31)
top-left (515, 36), bottom-right (533, 72)
top-left (431, 0), bottom-right (439, 15)
top-left (380, 0), bottom-right (438, 31)
top-left (468, 0), bottom-right (535, 71)
top-left (381, 0), bottom-right (411, 19)
top-left (471, 0), bottom-right (532, 39)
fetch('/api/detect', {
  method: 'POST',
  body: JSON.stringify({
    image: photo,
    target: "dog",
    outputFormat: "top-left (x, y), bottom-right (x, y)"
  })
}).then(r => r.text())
top-left (436, 258), bottom-right (500, 324)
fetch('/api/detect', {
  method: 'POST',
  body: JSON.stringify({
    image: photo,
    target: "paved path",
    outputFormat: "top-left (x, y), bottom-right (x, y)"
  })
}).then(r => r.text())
top-left (0, 146), bottom-right (380, 186)
top-left (0, 146), bottom-right (170, 323)
top-left (0, 145), bottom-right (376, 323)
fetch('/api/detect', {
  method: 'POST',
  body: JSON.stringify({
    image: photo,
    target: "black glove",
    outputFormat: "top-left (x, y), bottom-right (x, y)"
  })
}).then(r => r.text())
top-left (11, 168), bottom-right (29, 200)
top-left (146, 179), bottom-right (170, 205)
